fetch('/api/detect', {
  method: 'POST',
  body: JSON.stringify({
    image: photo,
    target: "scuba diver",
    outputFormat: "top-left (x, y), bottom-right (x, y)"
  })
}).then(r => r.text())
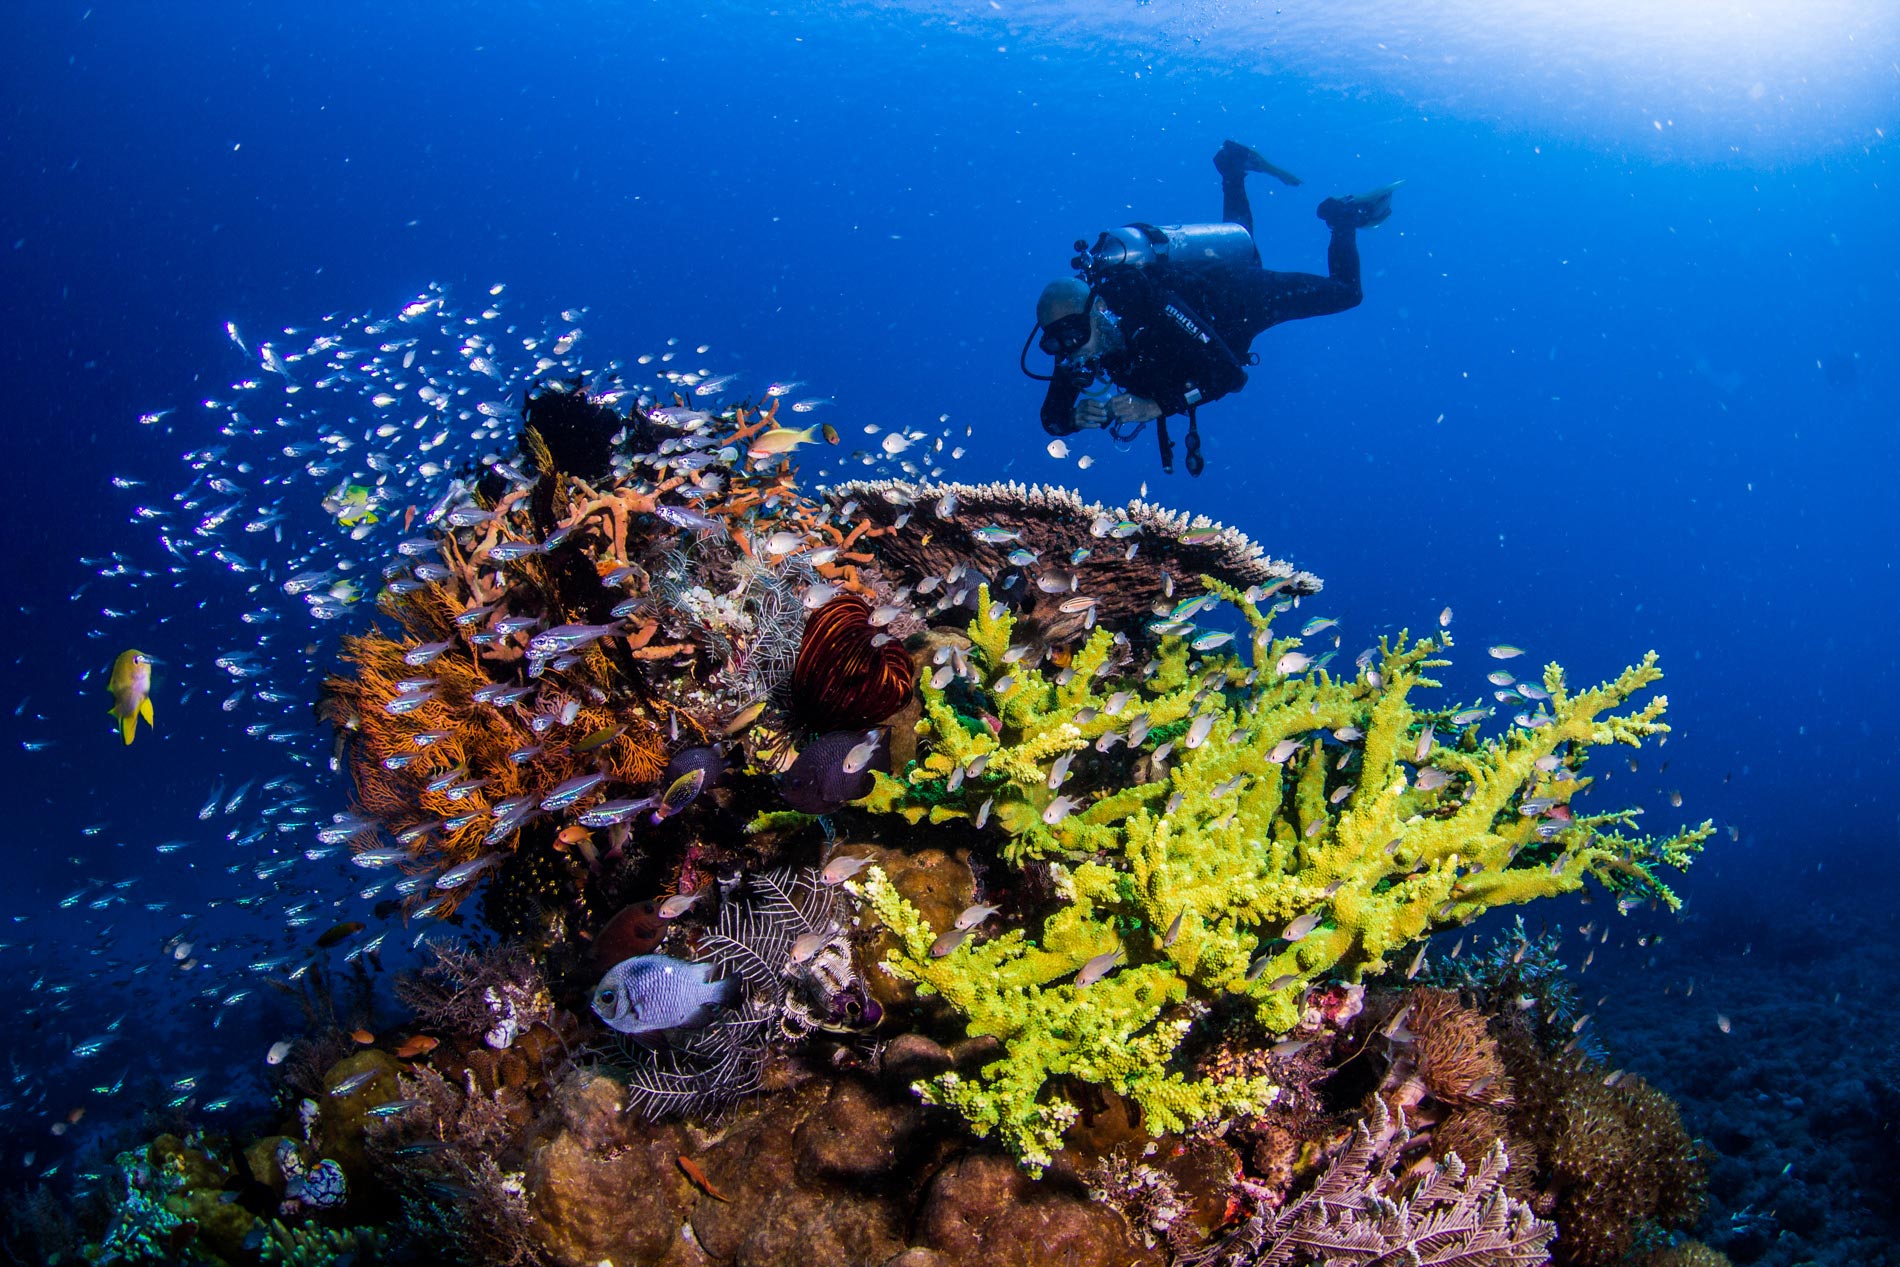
top-left (1024, 140), bottom-right (1396, 476)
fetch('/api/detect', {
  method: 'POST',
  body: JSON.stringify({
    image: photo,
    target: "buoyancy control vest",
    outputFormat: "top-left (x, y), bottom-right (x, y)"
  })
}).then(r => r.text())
top-left (1088, 250), bottom-right (1250, 419)
top-left (1063, 222), bottom-right (1260, 477)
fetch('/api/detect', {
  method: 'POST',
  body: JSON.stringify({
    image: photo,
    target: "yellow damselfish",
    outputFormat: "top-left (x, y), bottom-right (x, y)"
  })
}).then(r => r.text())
top-left (321, 482), bottom-right (380, 527)
top-left (106, 649), bottom-right (155, 745)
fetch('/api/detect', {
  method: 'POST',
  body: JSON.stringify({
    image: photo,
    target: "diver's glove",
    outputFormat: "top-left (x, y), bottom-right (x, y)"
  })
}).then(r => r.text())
top-left (1318, 181), bottom-right (1401, 230)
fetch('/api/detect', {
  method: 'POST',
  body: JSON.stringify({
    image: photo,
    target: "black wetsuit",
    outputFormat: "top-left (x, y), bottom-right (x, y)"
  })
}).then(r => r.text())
top-left (1040, 169), bottom-right (1364, 444)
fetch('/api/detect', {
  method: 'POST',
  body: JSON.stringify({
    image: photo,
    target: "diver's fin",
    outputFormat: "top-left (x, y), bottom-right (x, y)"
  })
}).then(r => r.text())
top-left (1215, 139), bottom-right (1302, 186)
top-left (1318, 180), bottom-right (1402, 230)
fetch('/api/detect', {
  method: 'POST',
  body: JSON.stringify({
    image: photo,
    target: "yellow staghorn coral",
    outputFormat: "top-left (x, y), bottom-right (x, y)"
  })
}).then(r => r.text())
top-left (854, 580), bottom-right (1711, 1165)
top-left (855, 865), bottom-right (1276, 1173)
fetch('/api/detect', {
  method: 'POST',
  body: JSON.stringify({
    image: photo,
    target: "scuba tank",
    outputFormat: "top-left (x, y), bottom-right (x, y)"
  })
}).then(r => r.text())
top-left (1071, 222), bottom-right (1257, 282)
top-left (1044, 222), bottom-right (1253, 479)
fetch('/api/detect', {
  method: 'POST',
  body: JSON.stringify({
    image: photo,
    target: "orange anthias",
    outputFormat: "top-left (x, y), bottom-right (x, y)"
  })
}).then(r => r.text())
top-left (677, 1154), bottom-right (730, 1202)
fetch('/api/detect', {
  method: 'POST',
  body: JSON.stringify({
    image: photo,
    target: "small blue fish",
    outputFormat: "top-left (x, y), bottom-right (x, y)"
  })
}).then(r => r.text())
top-left (435, 853), bottom-right (504, 890)
top-left (541, 771), bottom-right (608, 811)
top-left (527, 621), bottom-right (621, 659)
top-left (591, 954), bottom-right (740, 1041)
top-left (578, 797), bottom-right (654, 827)
top-left (654, 504), bottom-right (720, 533)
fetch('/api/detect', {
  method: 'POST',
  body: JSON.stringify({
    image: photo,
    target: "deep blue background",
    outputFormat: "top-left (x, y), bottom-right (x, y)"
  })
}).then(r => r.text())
top-left (1, 0), bottom-right (1895, 1204)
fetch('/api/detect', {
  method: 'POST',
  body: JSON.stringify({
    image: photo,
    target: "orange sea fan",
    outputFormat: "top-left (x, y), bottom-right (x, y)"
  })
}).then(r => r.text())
top-left (789, 595), bottom-right (915, 733)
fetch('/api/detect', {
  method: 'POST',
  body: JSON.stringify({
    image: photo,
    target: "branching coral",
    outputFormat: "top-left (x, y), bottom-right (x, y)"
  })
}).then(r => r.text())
top-left (859, 864), bottom-right (1273, 1172)
top-left (394, 943), bottom-right (556, 1047)
top-left (855, 579), bottom-right (1710, 1165)
top-left (362, 1062), bottom-right (543, 1267)
top-left (85, 1135), bottom-right (258, 1266)
top-left (317, 397), bottom-right (867, 919)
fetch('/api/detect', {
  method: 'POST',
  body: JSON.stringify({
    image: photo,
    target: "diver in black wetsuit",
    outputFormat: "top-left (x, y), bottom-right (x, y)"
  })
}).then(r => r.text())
top-left (1025, 140), bottom-right (1396, 476)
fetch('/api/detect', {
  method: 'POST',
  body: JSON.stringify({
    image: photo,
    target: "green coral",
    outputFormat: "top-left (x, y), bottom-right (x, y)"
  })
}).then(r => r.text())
top-left (256, 1219), bottom-right (388, 1266)
top-left (86, 1135), bottom-right (253, 1266)
top-left (860, 865), bottom-right (1277, 1171)
top-left (856, 582), bottom-right (1711, 1166)
top-left (89, 1163), bottom-right (188, 1265)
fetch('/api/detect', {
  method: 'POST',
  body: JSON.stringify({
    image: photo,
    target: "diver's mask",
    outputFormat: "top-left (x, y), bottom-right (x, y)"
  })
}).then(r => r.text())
top-left (1020, 285), bottom-right (1100, 382)
top-left (1037, 312), bottom-right (1091, 358)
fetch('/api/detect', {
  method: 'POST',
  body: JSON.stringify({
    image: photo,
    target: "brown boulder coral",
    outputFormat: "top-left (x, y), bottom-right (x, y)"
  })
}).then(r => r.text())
top-left (1500, 1028), bottom-right (1708, 1266)
top-left (517, 1068), bottom-right (1158, 1267)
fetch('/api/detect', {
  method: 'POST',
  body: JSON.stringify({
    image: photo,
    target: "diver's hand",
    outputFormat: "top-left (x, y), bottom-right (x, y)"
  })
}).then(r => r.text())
top-left (1074, 398), bottom-right (1111, 429)
top-left (1109, 395), bottom-right (1162, 423)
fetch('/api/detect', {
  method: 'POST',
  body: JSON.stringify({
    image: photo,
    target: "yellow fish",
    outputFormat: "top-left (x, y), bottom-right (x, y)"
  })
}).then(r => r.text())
top-left (106, 650), bottom-right (155, 745)
top-left (321, 482), bottom-right (380, 526)
top-left (746, 425), bottom-right (820, 459)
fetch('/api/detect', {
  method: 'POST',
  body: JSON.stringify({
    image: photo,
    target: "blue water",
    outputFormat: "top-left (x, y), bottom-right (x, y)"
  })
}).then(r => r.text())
top-left (3, 2), bottom-right (1895, 1258)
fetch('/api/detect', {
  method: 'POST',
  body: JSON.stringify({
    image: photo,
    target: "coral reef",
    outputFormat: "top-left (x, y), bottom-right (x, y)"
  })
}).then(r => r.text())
top-left (316, 393), bottom-right (877, 923)
top-left (826, 478), bottom-right (1321, 640)
top-left (250, 379), bottom-right (1723, 1264)
top-left (71, 1130), bottom-right (387, 1267)
top-left (1635, 1244), bottom-right (1734, 1267)
top-left (516, 1064), bottom-right (1165, 1267)
top-left (791, 594), bottom-right (915, 731)
top-left (253, 1220), bottom-right (388, 1266)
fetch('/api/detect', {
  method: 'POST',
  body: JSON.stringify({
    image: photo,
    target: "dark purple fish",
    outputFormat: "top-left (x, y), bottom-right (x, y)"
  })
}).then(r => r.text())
top-left (664, 744), bottom-right (726, 788)
top-left (779, 730), bottom-right (888, 814)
